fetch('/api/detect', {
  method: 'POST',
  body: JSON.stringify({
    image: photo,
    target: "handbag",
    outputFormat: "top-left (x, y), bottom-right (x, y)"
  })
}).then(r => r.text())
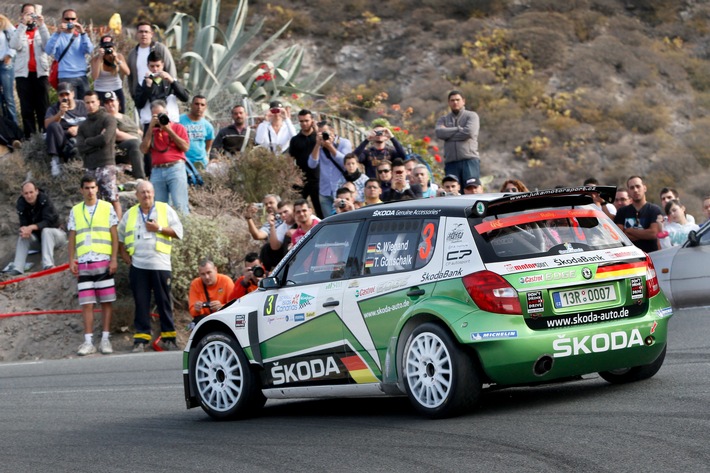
top-left (49, 35), bottom-right (76, 90)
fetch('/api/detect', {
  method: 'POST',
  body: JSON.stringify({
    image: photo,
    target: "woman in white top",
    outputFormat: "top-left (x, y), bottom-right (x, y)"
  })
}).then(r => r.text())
top-left (657, 199), bottom-right (699, 249)
top-left (254, 100), bottom-right (296, 154)
top-left (91, 35), bottom-right (129, 112)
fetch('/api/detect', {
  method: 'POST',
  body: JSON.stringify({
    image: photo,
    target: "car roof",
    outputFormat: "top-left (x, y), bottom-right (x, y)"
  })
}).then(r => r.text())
top-left (326, 186), bottom-right (617, 222)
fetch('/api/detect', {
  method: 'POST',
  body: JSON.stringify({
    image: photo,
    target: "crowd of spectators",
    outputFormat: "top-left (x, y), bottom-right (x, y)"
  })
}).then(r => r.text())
top-left (2, 6), bottom-right (709, 355)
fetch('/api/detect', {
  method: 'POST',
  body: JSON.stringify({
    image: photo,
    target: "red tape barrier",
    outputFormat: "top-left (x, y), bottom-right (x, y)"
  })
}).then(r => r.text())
top-left (0, 263), bottom-right (70, 287)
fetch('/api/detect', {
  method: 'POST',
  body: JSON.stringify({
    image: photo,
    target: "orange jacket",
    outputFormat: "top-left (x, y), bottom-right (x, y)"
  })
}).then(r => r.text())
top-left (188, 273), bottom-right (235, 317)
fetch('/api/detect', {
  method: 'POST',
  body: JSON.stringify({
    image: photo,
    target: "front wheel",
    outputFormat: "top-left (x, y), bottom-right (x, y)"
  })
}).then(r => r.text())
top-left (191, 332), bottom-right (265, 420)
top-left (402, 322), bottom-right (481, 419)
top-left (599, 344), bottom-right (667, 384)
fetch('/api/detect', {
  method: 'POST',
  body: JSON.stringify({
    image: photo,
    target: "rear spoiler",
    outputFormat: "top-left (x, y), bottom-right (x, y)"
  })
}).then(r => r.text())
top-left (470, 186), bottom-right (617, 218)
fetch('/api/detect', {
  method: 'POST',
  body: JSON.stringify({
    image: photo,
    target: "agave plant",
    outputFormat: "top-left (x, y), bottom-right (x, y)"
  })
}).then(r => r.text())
top-left (164, 0), bottom-right (332, 104)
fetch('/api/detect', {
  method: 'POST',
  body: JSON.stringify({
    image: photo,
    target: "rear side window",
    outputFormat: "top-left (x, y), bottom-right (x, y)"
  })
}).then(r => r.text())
top-left (360, 218), bottom-right (438, 276)
top-left (472, 207), bottom-right (625, 261)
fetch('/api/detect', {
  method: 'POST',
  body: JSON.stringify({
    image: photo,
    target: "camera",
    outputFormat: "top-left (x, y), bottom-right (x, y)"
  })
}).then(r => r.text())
top-left (61, 98), bottom-right (69, 104)
top-left (104, 47), bottom-right (113, 55)
top-left (148, 73), bottom-right (157, 79)
top-left (201, 302), bottom-right (210, 308)
top-left (338, 199), bottom-right (347, 209)
top-left (157, 113), bottom-right (170, 126)
top-left (66, 22), bottom-right (74, 29)
top-left (374, 130), bottom-right (384, 136)
top-left (30, 13), bottom-right (39, 20)
top-left (321, 132), bottom-right (330, 141)
top-left (251, 266), bottom-right (265, 278)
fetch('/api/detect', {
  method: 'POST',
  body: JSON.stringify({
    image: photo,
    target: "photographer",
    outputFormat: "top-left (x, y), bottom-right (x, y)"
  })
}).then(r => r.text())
top-left (43, 82), bottom-right (87, 176)
top-left (230, 253), bottom-right (266, 300)
top-left (354, 120), bottom-right (407, 178)
top-left (44, 8), bottom-right (93, 99)
top-left (134, 50), bottom-right (188, 129)
top-left (308, 121), bottom-right (352, 216)
top-left (140, 100), bottom-right (190, 214)
top-left (91, 35), bottom-right (129, 113)
top-left (188, 259), bottom-right (235, 324)
top-left (382, 157), bottom-right (422, 202)
top-left (334, 187), bottom-right (356, 214)
top-left (437, 175), bottom-right (461, 197)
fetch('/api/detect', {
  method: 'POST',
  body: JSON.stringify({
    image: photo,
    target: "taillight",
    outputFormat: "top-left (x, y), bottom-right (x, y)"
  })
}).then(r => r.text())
top-left (463, 270), bottom-right (522, 315)
top-left (645, 255), bottom-right (660, 297)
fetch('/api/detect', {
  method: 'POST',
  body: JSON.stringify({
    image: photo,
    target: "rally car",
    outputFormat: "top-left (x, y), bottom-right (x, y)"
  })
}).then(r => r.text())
top-left (183, 186), bottom-right (672, 419)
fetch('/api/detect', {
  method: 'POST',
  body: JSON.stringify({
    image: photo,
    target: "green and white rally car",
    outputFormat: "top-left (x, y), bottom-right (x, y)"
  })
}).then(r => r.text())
top-left (183, 186), bottom-right (672, 419)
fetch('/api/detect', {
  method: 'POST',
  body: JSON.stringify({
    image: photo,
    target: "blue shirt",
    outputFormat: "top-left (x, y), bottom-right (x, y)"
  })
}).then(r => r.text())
top-left (45, 31), bottom-right (93, 78)
top-left (308, 137), bottom-right (353, 197)
top-left (179, 114), bottom-right (215, 168)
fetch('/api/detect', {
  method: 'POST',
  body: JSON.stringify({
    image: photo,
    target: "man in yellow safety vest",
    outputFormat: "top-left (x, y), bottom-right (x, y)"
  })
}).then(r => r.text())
top-left (118, 179), bottom-right (183, 352)
top-left (67, 175), bottom-right (119, 356)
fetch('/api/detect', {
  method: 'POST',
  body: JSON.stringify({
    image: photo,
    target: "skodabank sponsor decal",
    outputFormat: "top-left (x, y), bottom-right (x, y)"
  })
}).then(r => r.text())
top-left (363, 300), bottom-right (411, 319)
top-left (553, 254), bottom-right (605, 266)
top-left (271, 356), bottom-right (340, 385)
top-left (421, 268), bottom-right (463, 282)
top-left (470, 331), bottom-right (518, 341)
top-left (552, 328), bottom-right (644, 358)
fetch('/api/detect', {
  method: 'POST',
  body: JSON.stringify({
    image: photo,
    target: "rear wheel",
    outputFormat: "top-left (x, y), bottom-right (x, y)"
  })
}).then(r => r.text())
top-left (599, 344), bottom-right (667, 384)
top-left (191, 332), bottom-right (265, 420)
top-left (402, 322), bottom-right (481, 419)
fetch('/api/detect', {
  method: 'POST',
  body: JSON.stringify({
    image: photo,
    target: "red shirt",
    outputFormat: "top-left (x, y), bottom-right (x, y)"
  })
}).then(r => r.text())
top-left (27, 29), bottom-right (36, 72)
top-left (151, 123), bottom-right (189, 165)
top-left (230, 276), bottom-right (258, 300)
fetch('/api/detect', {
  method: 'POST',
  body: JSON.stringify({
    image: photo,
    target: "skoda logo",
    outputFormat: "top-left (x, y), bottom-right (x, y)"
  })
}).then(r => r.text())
top-left (582, 267), bottom-right (593, 280)
top-left (475, 202), bottom-right (486, 214)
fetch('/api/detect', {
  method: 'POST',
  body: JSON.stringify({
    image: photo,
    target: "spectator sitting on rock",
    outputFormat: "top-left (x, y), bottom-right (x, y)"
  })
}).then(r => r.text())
top-left (44, 82), bottom-right (87, 176)
top-left (5, 181), bottom-right (67, 276)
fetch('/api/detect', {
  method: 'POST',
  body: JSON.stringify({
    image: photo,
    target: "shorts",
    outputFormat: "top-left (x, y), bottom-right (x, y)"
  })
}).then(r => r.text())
top-left (85, 166), bottom-right (119, 203)
top-left (77, 260), bottom-right (116, 305)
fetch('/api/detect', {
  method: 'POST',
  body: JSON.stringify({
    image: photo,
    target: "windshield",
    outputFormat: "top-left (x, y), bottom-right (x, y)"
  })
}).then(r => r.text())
top-left (471, 207), bottom-right (627, 261)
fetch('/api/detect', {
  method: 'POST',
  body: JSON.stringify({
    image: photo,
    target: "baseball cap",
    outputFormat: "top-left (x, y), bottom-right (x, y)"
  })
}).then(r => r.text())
top-left (269, 100), bottom-right (283, 109)
top-left (103, 91), bottom-right (117, 101)
top-left (56, 82), bottom-right (73, 95)
top-left (442, 174), bottom-right (459, 184)
top-left (465, 177), bottom-right (482, 188)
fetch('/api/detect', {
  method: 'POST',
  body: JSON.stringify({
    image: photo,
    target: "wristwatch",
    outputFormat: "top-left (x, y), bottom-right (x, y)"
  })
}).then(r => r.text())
top-left (157, 226), bottom-right (163, 234)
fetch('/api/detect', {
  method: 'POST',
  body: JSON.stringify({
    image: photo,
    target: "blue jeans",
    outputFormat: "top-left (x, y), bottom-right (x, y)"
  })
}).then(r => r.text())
top-left (0, 62), bottom-right (18, 124)
top-left (319, 194), bottom-right (335, 216)
top-left (445, 158), bottom-right (480, 185)
top-left (151, 160), bottom-right (189, 214)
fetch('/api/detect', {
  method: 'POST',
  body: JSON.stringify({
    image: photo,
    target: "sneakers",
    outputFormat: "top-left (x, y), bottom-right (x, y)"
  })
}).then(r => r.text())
top-left (77, 341), bottom-right (97, 356)
top-left (99, 339), bottom-right (113, 354)
top-left (7, 269), bottom-right (22, 276)
top-left (50, 156), bottom-right (61, 177)
top-left (42, 265), bottom-right (55, 270)
top-left (131, 343), bottom-right (146, 353)
top-left (158, 339), bottom-right (179, 351)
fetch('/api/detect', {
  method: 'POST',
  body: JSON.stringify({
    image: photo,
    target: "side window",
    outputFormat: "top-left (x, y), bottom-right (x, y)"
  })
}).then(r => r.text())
top-left (699, 228), bottom-right (710, 246)
top-left (284, 222), bottom-right (358, 286)
top-left (361, 218), bottom-right (438, 276)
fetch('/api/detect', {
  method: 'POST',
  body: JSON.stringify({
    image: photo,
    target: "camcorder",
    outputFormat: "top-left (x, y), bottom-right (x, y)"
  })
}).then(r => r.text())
top-left (250, 266), bottom-right (265, 278)
top-left (157, 113), bottom-right (170, 126)
top-left (321, 132), bottom-right (330, 141)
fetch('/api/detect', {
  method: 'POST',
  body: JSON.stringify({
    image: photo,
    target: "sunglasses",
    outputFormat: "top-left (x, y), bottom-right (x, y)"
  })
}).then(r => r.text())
top-left (377, 169), bottom-right (391, 174)
top-left (64, 17), bottom-right (77, 21)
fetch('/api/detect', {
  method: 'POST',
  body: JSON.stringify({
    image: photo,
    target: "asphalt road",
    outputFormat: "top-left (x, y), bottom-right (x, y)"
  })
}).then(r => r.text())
top-left (1, 308), bottom-right (709, 473)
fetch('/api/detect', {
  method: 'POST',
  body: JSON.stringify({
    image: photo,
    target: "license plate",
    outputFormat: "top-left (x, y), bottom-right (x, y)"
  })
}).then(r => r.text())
top-left (552, 285), bottom-right (616, 308)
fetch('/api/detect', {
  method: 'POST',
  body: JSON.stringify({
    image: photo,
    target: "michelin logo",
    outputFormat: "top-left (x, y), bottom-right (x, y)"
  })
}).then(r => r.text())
top-left (470, 331), bottom-right (518, 341)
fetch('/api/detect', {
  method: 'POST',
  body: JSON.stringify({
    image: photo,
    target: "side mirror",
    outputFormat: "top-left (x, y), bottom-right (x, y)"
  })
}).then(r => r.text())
top-left (688, 230), bottom-right (699, 247)
top-left (259, 277), bottom-right (279, 289)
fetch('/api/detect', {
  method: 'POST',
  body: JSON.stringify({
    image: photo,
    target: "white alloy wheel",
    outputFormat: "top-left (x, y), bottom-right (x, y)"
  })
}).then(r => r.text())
top-left (195, 339), bottom-right (245, 413)
top-left (405, 331), bottom-right (453, 409)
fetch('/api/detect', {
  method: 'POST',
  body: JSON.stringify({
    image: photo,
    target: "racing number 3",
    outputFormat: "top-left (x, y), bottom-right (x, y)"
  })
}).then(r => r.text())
top-left (419, 223), bottom-right (435, 260)
top-left (264, 294), bottom-right (277, 316)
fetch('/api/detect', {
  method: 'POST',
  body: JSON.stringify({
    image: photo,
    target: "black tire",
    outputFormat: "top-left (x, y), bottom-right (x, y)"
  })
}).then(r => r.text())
top-left (401, 322), bottom-right (481, 419)
top-left (598, 344), bottom-right (667, 384)
top-left (190, 332), bottom-right (265, 420)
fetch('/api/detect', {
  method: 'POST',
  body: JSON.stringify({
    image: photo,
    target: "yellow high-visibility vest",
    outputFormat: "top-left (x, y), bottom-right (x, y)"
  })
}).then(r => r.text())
top-left (72, 200), bottom-right (113, 257)
top-left (123, 202), bottom-right (172, 256)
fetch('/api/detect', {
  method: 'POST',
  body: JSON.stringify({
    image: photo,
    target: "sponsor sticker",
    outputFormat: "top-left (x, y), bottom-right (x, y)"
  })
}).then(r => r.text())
top-left (581, 267), bottom-right (593, 280)
top-left (630, 277), bottom-right (644, 300)
top-left (420, 268), bottom-right (463, 282)
top-left (446, 223), bottom-right (465, 243)
top-left (527, 291), bottom-right (544, 313)
top-left (234, 314), bottom-right (246, 328)
top-left (294, 313), bottom-right (305, 322)
top-left (552, 328), bottom-right (644, 358)
top-left (656, 307), bottom-right (672, 318)
top-left (355, 286), bottom-right (376, 298)
top-left (470, 330), bottom-right (518, 341)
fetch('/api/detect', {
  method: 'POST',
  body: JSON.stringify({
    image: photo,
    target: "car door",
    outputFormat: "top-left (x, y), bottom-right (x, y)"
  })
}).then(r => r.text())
top-left (257, 220), bottom-right (361, 389)
top-left (670, 223), bottom-right (710, 308)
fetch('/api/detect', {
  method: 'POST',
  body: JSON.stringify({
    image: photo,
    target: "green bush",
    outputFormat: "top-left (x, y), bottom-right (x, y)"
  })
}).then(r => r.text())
top-left (228, 146), bottom-right (303, 204)
top-left (610, 96), bottom-right (669, 134)
top-left (510, 27), bottom-right (568, 69)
